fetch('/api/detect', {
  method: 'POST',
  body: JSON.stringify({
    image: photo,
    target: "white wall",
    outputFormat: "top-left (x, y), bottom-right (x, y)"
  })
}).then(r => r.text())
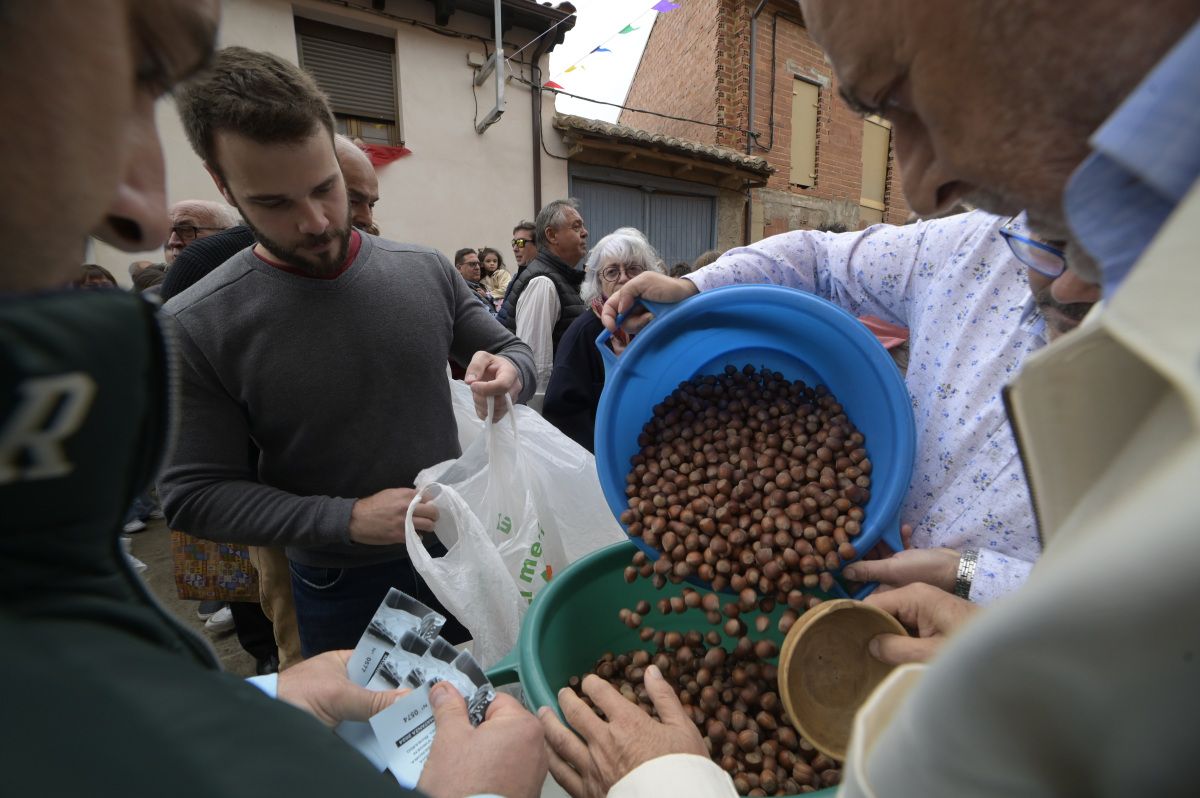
top-left (94, 0), bottom-right (570, 285)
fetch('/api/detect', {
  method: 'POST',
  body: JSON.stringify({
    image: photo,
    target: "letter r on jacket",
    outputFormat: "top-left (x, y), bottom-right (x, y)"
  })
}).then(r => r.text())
top-left (0, 373), bottom-right (96, 483)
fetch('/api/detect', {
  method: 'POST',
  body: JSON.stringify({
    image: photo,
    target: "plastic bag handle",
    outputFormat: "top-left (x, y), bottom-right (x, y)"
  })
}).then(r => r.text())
top-left (485, 393), bottom-right (520, 443)
top-left (593, 298), bottom-right (677, 373)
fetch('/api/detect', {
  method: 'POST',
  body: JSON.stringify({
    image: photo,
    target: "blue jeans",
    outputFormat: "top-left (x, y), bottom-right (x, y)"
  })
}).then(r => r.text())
top-left (122, 490), bottom-right (157, 525)
top-left (289, 549), bottom-right (469, 658)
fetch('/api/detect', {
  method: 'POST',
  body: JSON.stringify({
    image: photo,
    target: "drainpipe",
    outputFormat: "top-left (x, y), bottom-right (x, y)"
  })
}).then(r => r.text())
top-left (744, 1), bottom-right (770, 245)
top-left (530, 37), bottom-right (552, 217)
top-left (747, 0), bottom-right (769, 155)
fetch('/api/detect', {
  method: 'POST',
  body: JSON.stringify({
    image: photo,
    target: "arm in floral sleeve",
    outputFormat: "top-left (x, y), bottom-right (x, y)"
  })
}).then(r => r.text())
top-left (969, 549), bottom-right (1035, 604)
top-left (686, 210), bottom-right (1001, 328)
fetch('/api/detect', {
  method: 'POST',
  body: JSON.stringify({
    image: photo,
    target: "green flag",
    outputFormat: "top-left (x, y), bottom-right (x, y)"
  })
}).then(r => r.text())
top-left (619, 24), bottom-right (639, 34)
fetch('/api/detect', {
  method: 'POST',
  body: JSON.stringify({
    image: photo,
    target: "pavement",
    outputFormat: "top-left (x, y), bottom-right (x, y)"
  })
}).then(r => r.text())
top-left (127, 518), bottom-right (257, 677)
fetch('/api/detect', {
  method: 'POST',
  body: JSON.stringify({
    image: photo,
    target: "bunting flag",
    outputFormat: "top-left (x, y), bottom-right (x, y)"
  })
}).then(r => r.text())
top-left (549, 2), bottom-right (672, 89)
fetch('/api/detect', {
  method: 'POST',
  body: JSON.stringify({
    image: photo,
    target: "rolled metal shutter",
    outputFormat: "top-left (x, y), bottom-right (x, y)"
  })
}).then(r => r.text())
top-left (296, 19), bottom-right (396, 123)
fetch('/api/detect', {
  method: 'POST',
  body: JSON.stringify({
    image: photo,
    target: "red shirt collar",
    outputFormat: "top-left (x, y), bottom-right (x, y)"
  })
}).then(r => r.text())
top-left (254, 229), bottom-right (363, 280)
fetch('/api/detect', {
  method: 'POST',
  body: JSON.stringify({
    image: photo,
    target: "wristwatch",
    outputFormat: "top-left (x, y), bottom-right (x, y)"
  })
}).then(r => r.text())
top-left (954, 548), bottom-right (979, 599)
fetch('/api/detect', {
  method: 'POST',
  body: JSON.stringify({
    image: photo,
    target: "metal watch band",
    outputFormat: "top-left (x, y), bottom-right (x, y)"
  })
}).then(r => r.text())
top-left (954, 548), bottom-right (979, 599)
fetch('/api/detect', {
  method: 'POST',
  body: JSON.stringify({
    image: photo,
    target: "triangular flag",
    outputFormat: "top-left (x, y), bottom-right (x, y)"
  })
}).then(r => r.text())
top-left (591, 46), bottom-right (612, 53)
top-left (652, 1), bottom-right (681, 11)
top-left (565, 65), bottom-right (585, 73)
top-left (543, 80), bottom-right (564, 90)
top-left (619, 24), bottom-right (638, 33)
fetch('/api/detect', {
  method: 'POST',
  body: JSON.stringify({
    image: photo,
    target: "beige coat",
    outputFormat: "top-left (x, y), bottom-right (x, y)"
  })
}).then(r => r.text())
top-left (840, 186), bottom-right (1200, 796)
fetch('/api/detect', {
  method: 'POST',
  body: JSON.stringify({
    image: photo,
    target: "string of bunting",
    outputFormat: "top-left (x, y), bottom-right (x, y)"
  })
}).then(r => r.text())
top-left (542, 0), bottom-right (681, 91)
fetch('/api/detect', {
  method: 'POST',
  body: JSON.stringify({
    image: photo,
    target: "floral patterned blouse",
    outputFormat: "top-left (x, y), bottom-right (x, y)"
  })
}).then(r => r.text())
top-left (687, 211), bottom-right (1043, 603)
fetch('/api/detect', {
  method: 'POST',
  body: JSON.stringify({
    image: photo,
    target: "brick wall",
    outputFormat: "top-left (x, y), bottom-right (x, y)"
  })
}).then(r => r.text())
top-left (620, 0), bottom-right (910, 233)
top-left (619, 0), bottom-right (720, 145)
top-left (740, 2), bottom-right (910, 229)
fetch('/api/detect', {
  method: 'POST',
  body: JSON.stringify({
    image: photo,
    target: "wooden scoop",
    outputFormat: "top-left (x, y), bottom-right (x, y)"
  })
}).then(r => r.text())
top-left (777, 598), bottom-right (908, 761)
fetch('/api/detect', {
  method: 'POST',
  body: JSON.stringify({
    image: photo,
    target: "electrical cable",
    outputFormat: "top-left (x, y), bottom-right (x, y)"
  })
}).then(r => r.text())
top-left (511, 74), bottom-right (757, 137)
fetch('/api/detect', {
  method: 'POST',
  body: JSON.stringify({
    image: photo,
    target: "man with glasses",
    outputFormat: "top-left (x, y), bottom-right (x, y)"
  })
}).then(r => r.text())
top-left (602, 210), bottom-right (1097, 604)
top-left (999, 214), bottom-right (1100, 339)
top-left (511, 222), bottom-right (539, 271)
top-left (164, 199), bottom-right (238, 264)
top-left (454, 247), bottom-right (496, 315)
top-left (494, 221), bottom-right (539, 327)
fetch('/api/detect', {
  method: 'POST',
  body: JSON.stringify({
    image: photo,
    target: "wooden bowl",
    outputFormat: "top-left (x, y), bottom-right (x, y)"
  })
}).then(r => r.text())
top-left (777, 599), bottom-right (908, 761)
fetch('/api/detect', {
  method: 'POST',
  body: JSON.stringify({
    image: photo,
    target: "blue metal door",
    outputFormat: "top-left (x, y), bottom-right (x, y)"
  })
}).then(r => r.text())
top-left (571, 170), bottom-right (716, 269)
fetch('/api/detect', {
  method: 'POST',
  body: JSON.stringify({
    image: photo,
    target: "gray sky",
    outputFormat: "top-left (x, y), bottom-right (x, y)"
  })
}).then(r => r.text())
top-left (547, 0), bottom-right (660, 123)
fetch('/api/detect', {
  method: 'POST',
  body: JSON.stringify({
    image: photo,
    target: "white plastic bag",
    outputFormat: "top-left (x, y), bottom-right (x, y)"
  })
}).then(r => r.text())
top-left (405, 387), bottom-right (623, 666)
top-left (449, 378), bottom-right (485, 452)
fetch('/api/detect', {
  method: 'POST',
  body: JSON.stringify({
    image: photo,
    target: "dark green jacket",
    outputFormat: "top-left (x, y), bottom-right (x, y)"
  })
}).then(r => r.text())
top-left (0, 291), bottom-right (411, 796)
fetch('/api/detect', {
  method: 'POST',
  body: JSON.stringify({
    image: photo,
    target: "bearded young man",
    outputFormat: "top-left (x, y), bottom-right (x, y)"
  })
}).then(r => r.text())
top-left (158, 46), bottom-right (535, 657)
top-left (0, 2), bottom-right (547, 797)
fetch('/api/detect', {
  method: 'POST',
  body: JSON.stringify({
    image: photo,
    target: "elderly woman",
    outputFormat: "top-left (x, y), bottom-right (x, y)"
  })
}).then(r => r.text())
top-left (544, 228), bottom-right (665, 451)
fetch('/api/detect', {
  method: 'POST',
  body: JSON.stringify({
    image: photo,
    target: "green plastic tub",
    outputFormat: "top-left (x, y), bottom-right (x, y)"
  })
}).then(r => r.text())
top-left (486, 541), bottom-right (837, 797)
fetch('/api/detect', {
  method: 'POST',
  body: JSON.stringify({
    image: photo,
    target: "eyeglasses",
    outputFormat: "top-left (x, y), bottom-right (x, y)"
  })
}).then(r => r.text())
top-left (512, 237), bottom-right (534, 249)
top-left (170, 224), bottom-right (224, 242)
top-left (999, 215), bottom-right (1067, 278)
top-left (599, 263), bottom-right (645, 283)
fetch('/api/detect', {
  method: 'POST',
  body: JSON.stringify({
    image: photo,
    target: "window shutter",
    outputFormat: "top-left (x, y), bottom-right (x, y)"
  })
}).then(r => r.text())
top-left (790, 79), bottom-right (819, 187)
top-left (296, 20), bottom-right (396, 123)
top-left (860, 116), bottom-right (892, 223)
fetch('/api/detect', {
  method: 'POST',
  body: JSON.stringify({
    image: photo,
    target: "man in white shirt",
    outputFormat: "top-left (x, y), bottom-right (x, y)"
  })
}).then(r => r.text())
top-left (498, 198), bottom-right (589, 409)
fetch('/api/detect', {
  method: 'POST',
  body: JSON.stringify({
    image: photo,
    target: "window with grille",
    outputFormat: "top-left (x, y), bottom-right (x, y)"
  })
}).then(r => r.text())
top-left (295, 17), bottom-right (401, 146)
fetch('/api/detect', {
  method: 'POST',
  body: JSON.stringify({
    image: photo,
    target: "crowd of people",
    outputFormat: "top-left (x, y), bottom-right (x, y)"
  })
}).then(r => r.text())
top-left (2, 0), bottom-right (1197, 796)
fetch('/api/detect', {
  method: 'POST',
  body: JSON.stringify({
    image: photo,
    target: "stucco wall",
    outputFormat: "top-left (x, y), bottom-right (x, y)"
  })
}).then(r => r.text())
top-left (94, 0), bottom-right (569, 285)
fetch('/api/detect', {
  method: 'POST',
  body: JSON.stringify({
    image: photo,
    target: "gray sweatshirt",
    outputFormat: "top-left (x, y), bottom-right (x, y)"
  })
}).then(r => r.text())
top-left (158, 234), bottom-right (536, 567)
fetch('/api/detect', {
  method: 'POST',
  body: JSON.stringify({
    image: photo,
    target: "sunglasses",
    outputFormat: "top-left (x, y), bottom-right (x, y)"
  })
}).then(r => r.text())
top-left (999, 215), bottom-right (1067, 278)
top-left (512, 237), bottom-right (534, 249)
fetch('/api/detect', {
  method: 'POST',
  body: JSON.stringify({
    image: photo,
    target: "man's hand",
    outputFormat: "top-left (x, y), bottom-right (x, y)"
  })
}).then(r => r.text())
top-left (600, 273), bottom-right (699, 335)
top-left (540, 664), bottom-right (708, 798)
top-left (276, 649), bottom-right (406, 727)
top-left (864, 583), bottom-right (979, 665)
top-left (349, 487), bottom-right (438, 544)
top-left (464, 351), bottom-right (522, 422)
top-left (418, 681), bottom-right (547, 798)
top-left (843, 547), bottom-right (961, 593)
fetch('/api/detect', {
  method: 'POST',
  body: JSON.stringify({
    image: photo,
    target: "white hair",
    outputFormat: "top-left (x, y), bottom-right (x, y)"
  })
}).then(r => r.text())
top-left (169, 199), bottom-right (239, 229)
top-left (580, 227), bottom-right (665, 303)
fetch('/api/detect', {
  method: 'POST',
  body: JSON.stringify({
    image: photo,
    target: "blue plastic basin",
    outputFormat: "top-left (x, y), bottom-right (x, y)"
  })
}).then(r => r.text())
top-left (592, 284), bottom-right (916, 598)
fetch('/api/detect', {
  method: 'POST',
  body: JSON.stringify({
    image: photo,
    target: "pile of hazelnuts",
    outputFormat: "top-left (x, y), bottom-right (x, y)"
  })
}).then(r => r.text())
top-left (573, 367), bottom-right (872, 795)
top-left (617, 364), bottom-right (872, 604)
top-left (569, 587), bottom-right (841, 795)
